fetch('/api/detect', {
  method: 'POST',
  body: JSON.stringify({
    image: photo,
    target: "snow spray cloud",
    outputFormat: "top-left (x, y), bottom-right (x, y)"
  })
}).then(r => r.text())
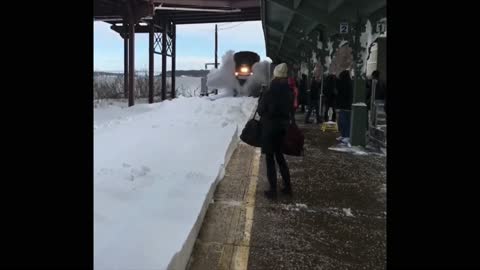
top-left (206, 50), bottom-right (270, 99)
top-left (241, 60), bottom-right (270, 96)
top-left (206, 50), bottom-right (238, 97)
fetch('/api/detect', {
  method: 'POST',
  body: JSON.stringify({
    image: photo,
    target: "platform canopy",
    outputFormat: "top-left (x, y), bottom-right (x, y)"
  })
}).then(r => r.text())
top-left (260, 0), bottom-right (386, 63)
top-left (94, 0), bottom-right (261, 28)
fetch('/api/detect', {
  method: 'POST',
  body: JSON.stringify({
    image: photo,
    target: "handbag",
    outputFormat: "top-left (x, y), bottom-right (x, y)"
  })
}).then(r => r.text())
top-left (240, 110), bottom-right (262, 147)
top-left (281, 114), bottom-right (304, 156)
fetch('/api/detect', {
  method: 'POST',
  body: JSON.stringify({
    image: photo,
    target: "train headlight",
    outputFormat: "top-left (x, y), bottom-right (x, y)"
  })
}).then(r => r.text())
top-left (240, 67), bottom-right (249, 73)
top-left (235, 72), bottom-right (239, 76)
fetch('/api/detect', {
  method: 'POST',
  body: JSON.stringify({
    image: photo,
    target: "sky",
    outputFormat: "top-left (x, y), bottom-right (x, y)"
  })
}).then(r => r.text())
top-left (94, 20), bottom-right (266, 72)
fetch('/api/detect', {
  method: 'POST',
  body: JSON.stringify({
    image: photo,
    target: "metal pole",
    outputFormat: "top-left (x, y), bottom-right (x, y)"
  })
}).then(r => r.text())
top-left (215, 24), bottom-right (218, 68)
top-left (148, 22), bottom-right (154, 104)
top-left (128, 18), bottom-right (135, 107)
top-left (124, 20), bottom-right (129, 99)
top-left (349, 13), bottom-right (367, 146)
top-left (171, 22), bottom-right (176, 99)
top-left (353, 19), bottom-right (362, 103)
top-left (161, 19), bottom-right (167, 101)
top-left (319, 73), bottom-right (324, 121)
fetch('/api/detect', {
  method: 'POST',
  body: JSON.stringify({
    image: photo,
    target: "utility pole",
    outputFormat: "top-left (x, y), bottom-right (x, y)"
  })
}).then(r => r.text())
top-left (215, 24), bottom-right (218, 68)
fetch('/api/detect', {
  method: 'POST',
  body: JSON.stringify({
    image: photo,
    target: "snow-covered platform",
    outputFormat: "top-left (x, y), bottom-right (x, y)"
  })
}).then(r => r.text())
top-left (94, 96), bottom-right (257, 270)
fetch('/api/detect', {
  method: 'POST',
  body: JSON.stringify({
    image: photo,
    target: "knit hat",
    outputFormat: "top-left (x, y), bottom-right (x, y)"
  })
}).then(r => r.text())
top-left (273, 63), bottom-right (288, 78)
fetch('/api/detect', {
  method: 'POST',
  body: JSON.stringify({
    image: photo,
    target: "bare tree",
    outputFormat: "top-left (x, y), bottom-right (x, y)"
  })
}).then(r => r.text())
top-left (178, 84), bottom-right (200, 97)
top-left (93, 74), bottom-right (124, 99)
top-left (94, 72), bottom-right (173, 101)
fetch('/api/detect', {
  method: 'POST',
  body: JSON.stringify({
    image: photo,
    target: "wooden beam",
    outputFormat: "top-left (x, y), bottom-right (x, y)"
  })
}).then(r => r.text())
top-left (151, 0), bottom-right (259, 8)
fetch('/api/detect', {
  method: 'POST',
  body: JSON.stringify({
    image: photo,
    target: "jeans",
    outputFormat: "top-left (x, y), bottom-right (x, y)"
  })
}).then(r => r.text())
top-left (338, 110), bottom-right (351, 138)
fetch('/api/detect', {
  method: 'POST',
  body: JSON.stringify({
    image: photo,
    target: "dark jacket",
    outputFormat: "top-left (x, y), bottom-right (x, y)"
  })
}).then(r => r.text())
top-left (309, 79), bottom-right (322, 101)
top-left (323, 74), bottom-right (336, 101)
top-left (258, 78), bottom-right (294, 154)
top-left (335, 70), bottom-right (353, 110)
top-left (298, 76), bottom-right (307, 105)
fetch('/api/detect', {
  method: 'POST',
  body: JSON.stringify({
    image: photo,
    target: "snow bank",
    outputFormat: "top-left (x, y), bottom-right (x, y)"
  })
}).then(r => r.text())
top-left (328, 144), bottom-right (370, 156)
top-left (343, 208), bottom-right (355, 217)
top-left (94, 96), bottom-right (257, 270)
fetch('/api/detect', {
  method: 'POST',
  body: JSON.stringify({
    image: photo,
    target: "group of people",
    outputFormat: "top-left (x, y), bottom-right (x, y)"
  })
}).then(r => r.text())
top-left (293, 69), bottom-right (386, 145)
top-left (257, 63), bottom-right (386, 199)
top-left (294, 70), bottom-right (354, 144)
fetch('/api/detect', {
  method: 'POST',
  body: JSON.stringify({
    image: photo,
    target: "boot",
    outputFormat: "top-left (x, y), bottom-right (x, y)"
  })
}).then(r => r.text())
top-left (264, 189), bottom-right (277, 199)
top-left (281, 185), bottom-right (292, 195)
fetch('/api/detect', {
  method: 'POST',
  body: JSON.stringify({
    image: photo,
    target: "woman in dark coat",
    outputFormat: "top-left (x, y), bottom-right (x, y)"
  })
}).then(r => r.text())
top-left (257, 63), bottom-right (294, 198)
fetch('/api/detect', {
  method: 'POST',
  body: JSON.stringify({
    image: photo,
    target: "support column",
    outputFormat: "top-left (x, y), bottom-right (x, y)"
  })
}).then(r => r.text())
top-left (128, 17), bottom-right (135, 107)
top-left (124, 20), bottom-right (129, 99)
top-left (148, 21), bottom-right (154, 104)
top-left (214, 24), bottom-right (219, 95)
top-left (350, 15), bottom-right (367, 146)
top-left (161, 19), bottom-right (167, 101)
top-left (171, 22), bottom-right (176, 99)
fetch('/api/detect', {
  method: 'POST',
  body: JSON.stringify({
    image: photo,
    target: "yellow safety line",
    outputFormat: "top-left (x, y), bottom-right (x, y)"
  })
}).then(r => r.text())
top-left (231, 147), bottom-right (261, 270)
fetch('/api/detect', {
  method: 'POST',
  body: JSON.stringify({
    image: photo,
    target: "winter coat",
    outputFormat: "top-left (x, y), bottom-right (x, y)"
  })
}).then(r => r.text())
top-left (322, 75), bottom-right (336, 101)
top-left (258, 78), bottom-right (294, 154)
top-left (298, 77), bottom-right (307, 105)
top-left (309, 79), bottom-right (322, 101)
top-left (335, 70), bottom-right (353, 110)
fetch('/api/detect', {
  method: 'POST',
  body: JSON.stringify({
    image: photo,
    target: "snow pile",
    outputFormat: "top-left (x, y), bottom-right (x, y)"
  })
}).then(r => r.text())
top-left (94, 101), bottom-right (135, 129)
top-left (296, 203), bottom-right (308, 209)
top-left (281, 203), bottom-right (309, 212)
top-left (94, 96), bottom-right (257, 270)
top-left (343, 208), bottom-right (355, 217)
top-left (94, 100), bottom-right (157, 130)
top-left (328, 144), bottom-right (369, 155)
